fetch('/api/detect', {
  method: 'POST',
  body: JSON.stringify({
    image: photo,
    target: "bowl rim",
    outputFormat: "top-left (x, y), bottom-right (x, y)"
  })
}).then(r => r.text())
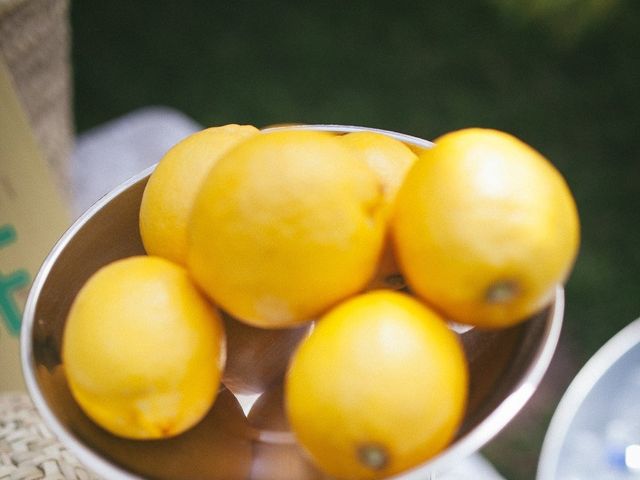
top-left (404, 284), bottom-right (563, 479)
top-left (21, 161), bottom-right (155, 479)
top-left (21, 124), bottom-right (563, 479)
top-left (536, 317), bottom-right (640, 480)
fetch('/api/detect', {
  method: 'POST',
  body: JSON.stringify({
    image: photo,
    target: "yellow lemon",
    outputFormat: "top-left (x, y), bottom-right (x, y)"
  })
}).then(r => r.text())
top-left (340, 131), bottom-right (417, 211)
top-left (187, 130), bottom-right (386, 328)
top-left (62, 256), bottom-right (225, 439)
top-left (285, 290), bottom-right (468, 480)
top-left (392, 128), bottom-right (580, 328)
top-left (341, 131), bottom-right (418, 291)
top-left (139, 124), bottom-right (259, 265)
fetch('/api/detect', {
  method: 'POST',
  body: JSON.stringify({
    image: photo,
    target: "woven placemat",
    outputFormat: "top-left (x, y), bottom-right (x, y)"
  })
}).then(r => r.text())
top-left (0, 392), bottom-right (100, 480)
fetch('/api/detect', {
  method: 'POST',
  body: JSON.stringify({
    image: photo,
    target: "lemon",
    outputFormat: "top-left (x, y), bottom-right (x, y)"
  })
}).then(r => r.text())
top-left (341, 131), bottom-right (418, 290)
top-left (340, 131), bottom-right (417, 211)
top-left (62, 256), bottom-right (225, 439)
top-left (392, 128), bottom-right (580, 328)
top-left (187, 130), bottom-right (386, 328)
top-left (139, 124), bottom-right (258, 265)
top-left (285, 290), bottom-right (468, 480)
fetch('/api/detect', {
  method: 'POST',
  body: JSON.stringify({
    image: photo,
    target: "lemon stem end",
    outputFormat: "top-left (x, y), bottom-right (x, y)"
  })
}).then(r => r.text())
top-left (357, 443), bottom-right (389, 470)
top-left (485, 280), bottom-right (519, 304)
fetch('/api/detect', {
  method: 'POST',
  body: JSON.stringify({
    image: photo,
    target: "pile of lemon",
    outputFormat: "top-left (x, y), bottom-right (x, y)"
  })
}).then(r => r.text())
top-left (62, 125), bottom-right (579, 479)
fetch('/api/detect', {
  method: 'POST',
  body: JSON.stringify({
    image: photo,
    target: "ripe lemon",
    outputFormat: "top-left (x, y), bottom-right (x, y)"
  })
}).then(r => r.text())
top-left (139, 124), bottom-right (258, 265)
top-left (62, 256), bottom-right (226, 439)
top-left (187, 130), bottom-right (386, 328)
top-left (285, 290), bottom-right (468, 480)
top-left (340, 131), bottom-right (417, 211)
top-left (341, 131), bottom-right (418, 290)
top-left (392, 128), bottom-right (580, 328)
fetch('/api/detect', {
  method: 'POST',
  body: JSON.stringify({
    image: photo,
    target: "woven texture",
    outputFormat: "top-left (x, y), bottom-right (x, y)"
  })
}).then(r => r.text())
top-left (0, 0), bottom-right (73, 191)
top-left (0, 393), bottom-right (100, 480)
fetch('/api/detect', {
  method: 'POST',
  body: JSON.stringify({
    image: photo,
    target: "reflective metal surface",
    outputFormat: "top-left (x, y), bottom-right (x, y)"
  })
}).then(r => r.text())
top-left (21, 125), bottom-right (564, 479)
top-left (537, 318), bottom-right (640, 480)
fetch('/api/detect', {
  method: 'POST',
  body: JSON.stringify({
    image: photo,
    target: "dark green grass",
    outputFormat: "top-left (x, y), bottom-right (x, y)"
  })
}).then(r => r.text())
top-left (71, 2), bottom-right (640, 478)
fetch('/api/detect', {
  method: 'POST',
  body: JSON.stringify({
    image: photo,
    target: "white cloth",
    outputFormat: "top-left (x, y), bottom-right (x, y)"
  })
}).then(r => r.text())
top-left (70, 106), bottom-right (200, 217)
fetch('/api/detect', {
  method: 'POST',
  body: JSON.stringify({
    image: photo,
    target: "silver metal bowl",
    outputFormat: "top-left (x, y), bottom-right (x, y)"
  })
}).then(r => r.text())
top-left (21, 125), bottom-right (564, 479)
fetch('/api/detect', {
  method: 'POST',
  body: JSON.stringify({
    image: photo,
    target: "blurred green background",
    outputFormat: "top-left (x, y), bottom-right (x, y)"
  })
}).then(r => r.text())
top-left (70, 1), bottom-right (640, 478)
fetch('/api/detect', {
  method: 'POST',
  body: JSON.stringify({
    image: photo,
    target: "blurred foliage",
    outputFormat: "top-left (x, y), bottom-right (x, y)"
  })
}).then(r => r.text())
top-left (70, 1), bottom-right (640, 478)
top-left (489, 0), bottom-right (620, 47)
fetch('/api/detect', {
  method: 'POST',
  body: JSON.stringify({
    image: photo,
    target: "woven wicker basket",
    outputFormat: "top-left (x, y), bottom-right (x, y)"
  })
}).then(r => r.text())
top-left (0, 0), bottom-right (73, 191)
top-left (0, 393), bottom-right (100, 480)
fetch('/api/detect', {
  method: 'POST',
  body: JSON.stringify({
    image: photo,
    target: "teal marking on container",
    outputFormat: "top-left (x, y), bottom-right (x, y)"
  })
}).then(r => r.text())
top-left (0, 224), bottom-right (17, 247)
top-left (0, 224), bottom-right (31, 335)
